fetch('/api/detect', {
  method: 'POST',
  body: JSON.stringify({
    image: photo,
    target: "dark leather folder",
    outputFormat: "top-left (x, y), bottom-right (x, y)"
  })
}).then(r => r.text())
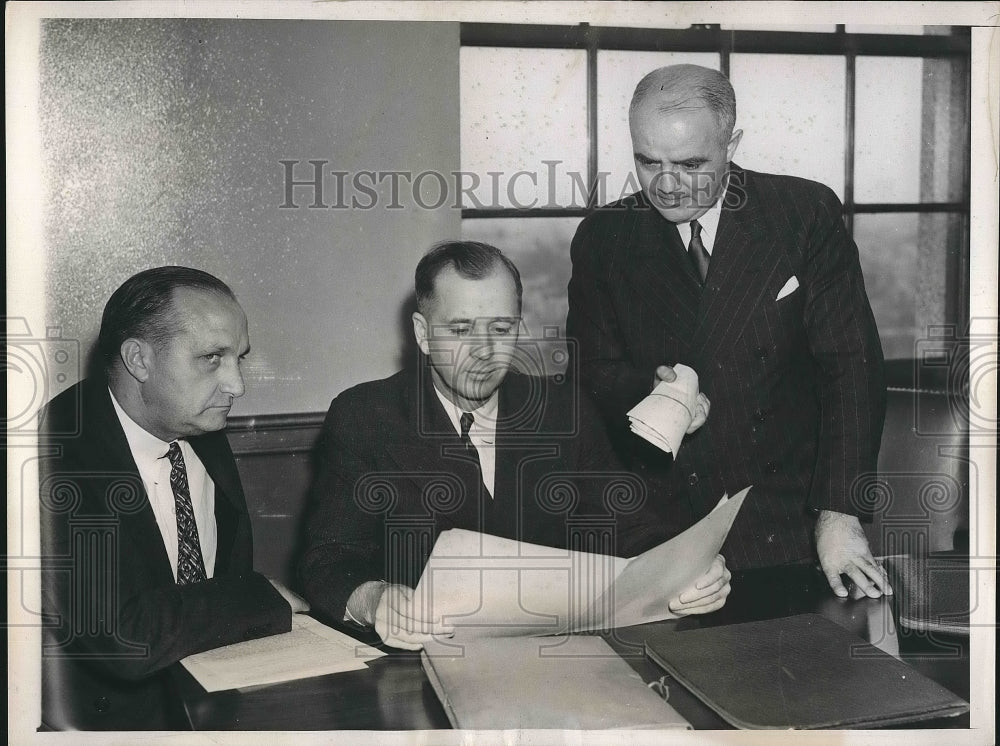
top-left (883, 555), bottom-right (970, 635)
top-left (644, 613), bottom-right (969, 729)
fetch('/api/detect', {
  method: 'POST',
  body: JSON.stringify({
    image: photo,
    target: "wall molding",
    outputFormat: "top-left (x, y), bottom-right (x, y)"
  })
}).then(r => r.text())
top-left (225, 411), bottom-right (326, 456)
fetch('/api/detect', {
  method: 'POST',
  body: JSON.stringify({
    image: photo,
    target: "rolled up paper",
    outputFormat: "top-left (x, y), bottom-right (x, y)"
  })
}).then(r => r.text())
top-left (626, 364), bottom-right (699, 455)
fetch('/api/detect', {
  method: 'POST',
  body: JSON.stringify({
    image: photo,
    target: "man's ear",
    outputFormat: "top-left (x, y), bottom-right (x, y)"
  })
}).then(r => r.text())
top-left (726, 128), bottom-right (743, 163)
top-left (120, 338), bottom-right (153, 382)
top-left (411, 312), bottom-right (431, 356)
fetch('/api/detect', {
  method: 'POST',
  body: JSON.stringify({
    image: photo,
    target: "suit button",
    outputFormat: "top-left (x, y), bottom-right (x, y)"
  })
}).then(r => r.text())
top-left (756, 347), bottom-right (768, 360)
top-left (753, 409), bottom-right (766, 422)
top-left (688, 473), bottom-right (699, 486)
top-left (94, 696), bottom-right (110, 713)
top-left (766, 461), bottom-right (778, 474)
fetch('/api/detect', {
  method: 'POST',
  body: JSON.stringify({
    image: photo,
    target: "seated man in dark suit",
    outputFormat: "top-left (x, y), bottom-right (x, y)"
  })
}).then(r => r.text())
top-left (300, 241), bottom-right (730, 650)
top-left (39, 266), bottom-right (308, 730)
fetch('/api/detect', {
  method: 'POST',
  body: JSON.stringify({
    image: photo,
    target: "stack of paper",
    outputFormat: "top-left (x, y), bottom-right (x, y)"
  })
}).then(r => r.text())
top-left (181, 614), bottom-right (385, 692)
top-left (626, 364), bottom-right (699, 455)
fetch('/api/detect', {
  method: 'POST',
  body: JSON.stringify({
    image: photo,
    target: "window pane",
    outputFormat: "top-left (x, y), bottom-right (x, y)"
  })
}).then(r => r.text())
top-left (462, 217), bottom-right (582, 375)
top-left (461, 48), bottom-right (587, 209)
top-left (855, 57), bottom-right (923, 203)
top-left (844, 25), bottom-right (927, 34)
top-left (596, 51), bottom-right (721, 206)
top-left (854, 212), bottom-right (960, 359)
top-left (720, 24), bottom-right (838, 32)
top-left (729, 55), bottom-right (845, 198)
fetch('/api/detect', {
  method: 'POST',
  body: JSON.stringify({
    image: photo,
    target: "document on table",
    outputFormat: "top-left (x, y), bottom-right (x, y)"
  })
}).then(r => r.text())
top-left (412, 487), bottom-right (748, 639)
top-left (180, 614), bottom-right (385, 692)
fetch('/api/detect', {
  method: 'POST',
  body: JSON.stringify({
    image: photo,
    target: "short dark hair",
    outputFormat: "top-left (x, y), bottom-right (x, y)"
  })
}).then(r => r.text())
top-left (98, 266), bottom-right (236, 369)
top-left (414, 241), bottom-right (523, 315)
top-left (630, 64), bottom-right (737, 145)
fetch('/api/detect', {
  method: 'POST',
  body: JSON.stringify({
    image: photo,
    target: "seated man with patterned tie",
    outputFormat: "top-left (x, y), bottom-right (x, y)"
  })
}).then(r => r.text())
top-left (300, 241), bottom-right (730, 650)
top-left (39, 267), bottom-right (308, 730)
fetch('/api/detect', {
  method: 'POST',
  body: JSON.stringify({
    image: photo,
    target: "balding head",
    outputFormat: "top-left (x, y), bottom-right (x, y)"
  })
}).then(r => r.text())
top-left (629, 64), bottom-right (736, 147)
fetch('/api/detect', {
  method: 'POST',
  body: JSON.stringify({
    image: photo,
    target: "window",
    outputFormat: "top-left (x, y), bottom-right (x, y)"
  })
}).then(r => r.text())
top-left (459, 24), bottom-right (970, 363)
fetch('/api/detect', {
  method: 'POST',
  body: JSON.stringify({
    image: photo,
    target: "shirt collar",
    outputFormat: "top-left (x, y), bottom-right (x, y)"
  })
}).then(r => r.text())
top-left (109, 387), bottom-right (174, 463)
top-left (691, 178), bottom-right (726, 242)
top-left (432, 384), bottom-right (499, 442)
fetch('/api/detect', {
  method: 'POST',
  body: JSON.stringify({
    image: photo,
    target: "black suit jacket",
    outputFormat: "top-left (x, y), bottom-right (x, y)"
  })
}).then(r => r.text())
top-left (38, 379), bottom-right (291, 730)
top-left (299, 368), bottom-right (668, 625)
top-left (566, 165), bottom-right (886, 568)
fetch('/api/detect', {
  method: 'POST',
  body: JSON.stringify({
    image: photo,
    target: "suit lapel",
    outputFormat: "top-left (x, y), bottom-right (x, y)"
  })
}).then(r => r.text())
top-left (620, 194), bottom-right (701, 348)
top-left (691, 166), bottom-right (785, 369)
top-left (492, 376), bottom-right (562, 540)
top-left (87, 383), bottom-right (174, 583)
top-left (190, 434), bottom-right (240, 575)
top-left (388, 367), bottom-right (484, 527)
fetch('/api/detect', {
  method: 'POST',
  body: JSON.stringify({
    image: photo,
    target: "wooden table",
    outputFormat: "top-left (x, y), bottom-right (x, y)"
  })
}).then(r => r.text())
top-left (174, 562), bottom-right (969, 730)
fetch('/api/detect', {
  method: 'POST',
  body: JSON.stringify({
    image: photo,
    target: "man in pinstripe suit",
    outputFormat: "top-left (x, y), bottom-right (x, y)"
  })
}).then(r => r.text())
top-left (567, 64), bottom-right (891, 598)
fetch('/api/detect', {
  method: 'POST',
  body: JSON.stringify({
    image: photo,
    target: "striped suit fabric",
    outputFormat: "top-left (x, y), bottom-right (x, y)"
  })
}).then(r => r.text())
top-left (566, 164), bottom-right (886, 569)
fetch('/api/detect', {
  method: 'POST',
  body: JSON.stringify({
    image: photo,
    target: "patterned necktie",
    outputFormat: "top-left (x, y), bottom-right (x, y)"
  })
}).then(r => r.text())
top-left (687, 220), bottom-right (711, 285)
top-left (166, 441), bottom-right (207, 585)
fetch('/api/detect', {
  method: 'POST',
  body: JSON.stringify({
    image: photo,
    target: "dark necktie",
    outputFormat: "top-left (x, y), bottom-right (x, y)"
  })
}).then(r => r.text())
top-left (460, 411), bottom-right (487, 486)
top-left (687, 220), bottom-right (711, 285)
top-left (460, 412), bottom-right (479, 461)
top-left (166, 441), bottom-right (207, 585)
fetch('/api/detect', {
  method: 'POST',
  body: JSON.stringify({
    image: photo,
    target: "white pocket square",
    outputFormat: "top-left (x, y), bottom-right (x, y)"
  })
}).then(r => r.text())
top-left (776, 275), bottom-right (799, 301)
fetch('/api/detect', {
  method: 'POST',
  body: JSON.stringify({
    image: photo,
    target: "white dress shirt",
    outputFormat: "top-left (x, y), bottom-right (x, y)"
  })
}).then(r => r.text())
top-left (109, 390), bottom-right (217, 580)
top-left (433, 386), bottom-right (499, 498)
top-left (674, 180), bottom-right (727, 256)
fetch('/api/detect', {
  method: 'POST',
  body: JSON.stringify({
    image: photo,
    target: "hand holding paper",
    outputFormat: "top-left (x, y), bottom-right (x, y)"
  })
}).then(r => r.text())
top-left (375, 583), bottom-right (454, 651)
top-left (668, 554), bottom-right (731, 615)
top-left (629, 363), bottom-right (703, 454)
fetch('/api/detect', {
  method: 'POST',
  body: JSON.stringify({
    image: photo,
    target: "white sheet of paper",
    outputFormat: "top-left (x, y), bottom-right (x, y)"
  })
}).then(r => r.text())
top-left (412, 531), bottom-right (629, 638)
top-left (413, 487), bottom-right (749, 639)
top-left (597, 487), bottom-right (749, 629)
top-left (626, 364), bottom-right (700, 455)
top-left (180, 614), bottom-right (385, 692)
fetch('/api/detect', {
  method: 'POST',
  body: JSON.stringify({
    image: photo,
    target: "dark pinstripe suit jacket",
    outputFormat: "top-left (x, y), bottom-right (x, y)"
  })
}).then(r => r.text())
top-left (566, 165), bottom-right (886, 569)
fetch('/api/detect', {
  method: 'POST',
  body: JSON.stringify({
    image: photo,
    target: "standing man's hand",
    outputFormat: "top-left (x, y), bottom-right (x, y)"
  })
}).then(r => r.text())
top-left (815, 511), bottom-right (892, 599)
top-left (374, 583), bottom-right (454, 651)
top-left (267, 577), bottom-right (310, 613)
top-left (653, 365), bottom-right (710, 433)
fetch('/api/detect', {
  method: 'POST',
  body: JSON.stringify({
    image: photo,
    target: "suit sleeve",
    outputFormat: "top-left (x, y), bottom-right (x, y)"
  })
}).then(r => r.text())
top-left (800, 187), bottom-right (886, 515)
top-left (571, 392), bottom-right (670, 557)
top-left (298, 397), bottom-right (384, 625)
top-left (567, 214), bottom-right (653, 421)
top-left (39, 446), bottom-right (291, 681)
